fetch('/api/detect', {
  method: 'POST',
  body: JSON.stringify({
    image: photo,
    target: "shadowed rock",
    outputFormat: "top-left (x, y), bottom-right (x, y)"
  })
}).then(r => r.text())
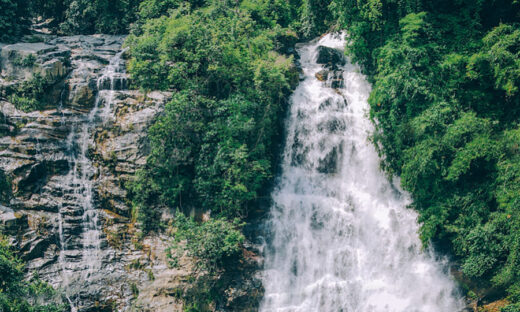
top-left (317, 144), bottom-right (343, 174)
top-left (316, 46), bottom-right (345, 69)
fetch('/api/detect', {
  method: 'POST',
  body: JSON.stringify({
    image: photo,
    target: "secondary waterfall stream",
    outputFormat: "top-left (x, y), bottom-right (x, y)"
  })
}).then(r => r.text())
top-left (57, 49), bottom-right (127, 308)
top-left (260, 34), bottom-right (464, 311)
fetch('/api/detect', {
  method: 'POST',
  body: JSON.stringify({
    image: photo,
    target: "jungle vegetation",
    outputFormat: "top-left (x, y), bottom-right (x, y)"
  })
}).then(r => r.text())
top-left (1, 0), bottom-right (520, 310)
top-left (329, 0), bottom-right (520, 309)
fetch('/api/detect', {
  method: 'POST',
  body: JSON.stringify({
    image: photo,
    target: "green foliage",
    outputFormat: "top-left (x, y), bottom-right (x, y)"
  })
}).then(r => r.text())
top-left (12, 54), bottom-right (37, 67)
top-left (126, 4), bottom-right (296, 96)
top-left (130, 282), bottom-right (139, 298)
top-left (502, 303), bottom-right (520, 312)
top-left (0, 0), bottom-right (30, 42)
top-left (31, 0), bottom-right (67, 24)
top-left (6, 0), bottom-right (330, 39)
top-left (59, 0), bottom-right (142, 35)
top-left (333, 0), bottom-right (520, 303)
top-left (300, 0), bottom-right (333, 38)
top-left (165, 213), bottom-right (246, 310)
top-left (127, 1), bottom-right (299, 230)
top-left (136, 0), bottom-right (207, 21)
top-left (168, 213), bottom-right (245, 273)
top-left (1, 0), bottom-right (144, 38)
top-left (9, 73), bottom-right (51, 112)
top-left (0, 236), bottom-right (67, 312)
top-left (329, 0), bottom-right (416, 72)
top-left (125, 8), bottom-right (303, 309)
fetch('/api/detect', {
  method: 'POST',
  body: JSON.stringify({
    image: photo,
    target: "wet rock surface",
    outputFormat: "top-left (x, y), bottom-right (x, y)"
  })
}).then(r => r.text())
top-left (0, 35), bottom-right (180, 311)
top-left (315, 46), bottom-right (345, 89)
top-left (316, 45), bottom-right (346, 69)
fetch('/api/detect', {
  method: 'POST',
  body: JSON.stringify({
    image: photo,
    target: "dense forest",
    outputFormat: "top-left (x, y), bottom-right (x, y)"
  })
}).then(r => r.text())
top-left (1, 0), bottom-right (520, 311)
top-left (330, 1), bottom-right (520, 310)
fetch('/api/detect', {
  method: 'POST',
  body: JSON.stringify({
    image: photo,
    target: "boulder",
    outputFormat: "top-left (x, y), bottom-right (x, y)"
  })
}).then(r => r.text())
top-left (315, 68), bottom-right (344, 89)
top-left (316, 46), bottom-right (345, 69)
top-left (330, 70), bottom-right (344, 89)
top-left (317, 144), bottom-right (343, 174)
top-left (315, 69), bottom-right (329, 81)
top-left (69, 81), bottom-right (96, 109)
top-left (0, 205), bottom-right (28, 234)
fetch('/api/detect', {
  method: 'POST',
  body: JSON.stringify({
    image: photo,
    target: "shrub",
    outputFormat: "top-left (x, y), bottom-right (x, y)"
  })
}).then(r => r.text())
top-left (127, 2), bottom-right (298, 229)
top-left (0, 0), bottom-right (30, 42)
top-left (0, 236), bottom-right (67, 312)
top-left (168, 213), bottom-right (245, 274)
top-left (9, 73), bottom-right (50, 112)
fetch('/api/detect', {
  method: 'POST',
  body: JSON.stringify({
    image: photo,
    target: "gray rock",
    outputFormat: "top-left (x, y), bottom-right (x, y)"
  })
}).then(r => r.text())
top-left (0, 205), bottom-right (28, 234)
top-left (0, 42), bottom-right (70, 82)
top-left (0, 35), bottom-right (176, 312)
top-left (0, 34), bottom-right (259, 312)
top-left (317, 144), bottom-right (343, 174)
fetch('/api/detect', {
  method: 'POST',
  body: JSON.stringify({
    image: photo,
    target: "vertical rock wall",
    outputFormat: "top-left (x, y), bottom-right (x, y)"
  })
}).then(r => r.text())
top-left (0, 35), bottom-right (185, 311)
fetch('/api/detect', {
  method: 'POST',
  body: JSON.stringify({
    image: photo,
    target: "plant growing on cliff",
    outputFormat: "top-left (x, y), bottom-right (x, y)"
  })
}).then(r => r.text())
top-left (0, 236), bottom-right (67, 312)
top-left (168, 213), bottom-right (245, 274)
top-left (0, 170), bottom-right (11, 203)
top-left (11, 54), bottom-right (36, 67)
top-left (166, 213), bottom-right (245, 311)
top-left (8, 73), bottom-right (53, 112)
top-left (126, 1), bottom-right (299, 232)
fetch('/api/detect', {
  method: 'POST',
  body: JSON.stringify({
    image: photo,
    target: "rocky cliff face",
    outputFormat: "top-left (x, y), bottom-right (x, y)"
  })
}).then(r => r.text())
top-left (0, 35), bottom-right (197, 311)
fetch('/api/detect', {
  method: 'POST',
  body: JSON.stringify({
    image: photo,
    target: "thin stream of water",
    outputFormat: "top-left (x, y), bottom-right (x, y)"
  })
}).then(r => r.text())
top-left (56, 49), bottom-right (127, 310)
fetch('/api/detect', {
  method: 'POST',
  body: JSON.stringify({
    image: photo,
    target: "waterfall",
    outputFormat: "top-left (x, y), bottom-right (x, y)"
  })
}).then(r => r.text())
top-left (260, 33), bottom-right (464, 312)
top-left (57, 49), bottom-right (127, 308)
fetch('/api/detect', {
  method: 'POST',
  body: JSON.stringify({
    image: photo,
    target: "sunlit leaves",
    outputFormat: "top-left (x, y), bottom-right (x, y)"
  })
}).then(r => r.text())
top-left (468, 24), bottom-right (520, 97)
top-left (128, 2), bottom-right (296, 227)
top-left (334, 0), bottom-right (520, 304)
top-left (169, 213), bottom-right (245, 273)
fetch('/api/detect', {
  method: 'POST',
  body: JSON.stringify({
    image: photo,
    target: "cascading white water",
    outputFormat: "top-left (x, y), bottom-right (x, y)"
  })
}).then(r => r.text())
top-left (260, 33), bottom-right (464, 312)
top-left (77, 49), bottom-right (127, 275)
top-left (56, 50), bottom-right (127, 308)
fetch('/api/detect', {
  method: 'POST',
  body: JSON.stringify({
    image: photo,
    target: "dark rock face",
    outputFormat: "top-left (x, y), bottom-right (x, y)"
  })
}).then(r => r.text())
top-left (317, 144), bottom-right (343, 174)
top-left (315, 46), bottom-right (346, 89)
top-left (316, 46), bottom-right (346, 69)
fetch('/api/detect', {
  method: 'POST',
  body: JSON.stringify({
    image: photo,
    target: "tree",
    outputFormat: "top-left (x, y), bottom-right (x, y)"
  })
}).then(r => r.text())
top-left (0, 236), bottom-right (66, 312)
top-left (0, 0), bottom-right (30, 42)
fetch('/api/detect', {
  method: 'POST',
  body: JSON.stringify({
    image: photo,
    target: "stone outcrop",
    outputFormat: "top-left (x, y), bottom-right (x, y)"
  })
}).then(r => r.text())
top-left (316, 45), bottom-right (346, 69)
top-left (315, 46), bottom-right (345, 89)
top-left (0, 42), bottom-right (70, 82)
top-left (0, 35), bottom-right (129, 111)
top-left (0, 35), bottom-right (179, 311)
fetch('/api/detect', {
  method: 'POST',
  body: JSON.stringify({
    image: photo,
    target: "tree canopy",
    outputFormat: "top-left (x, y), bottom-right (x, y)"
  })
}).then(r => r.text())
top-left (330, 0), bottom-right (520, 308)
